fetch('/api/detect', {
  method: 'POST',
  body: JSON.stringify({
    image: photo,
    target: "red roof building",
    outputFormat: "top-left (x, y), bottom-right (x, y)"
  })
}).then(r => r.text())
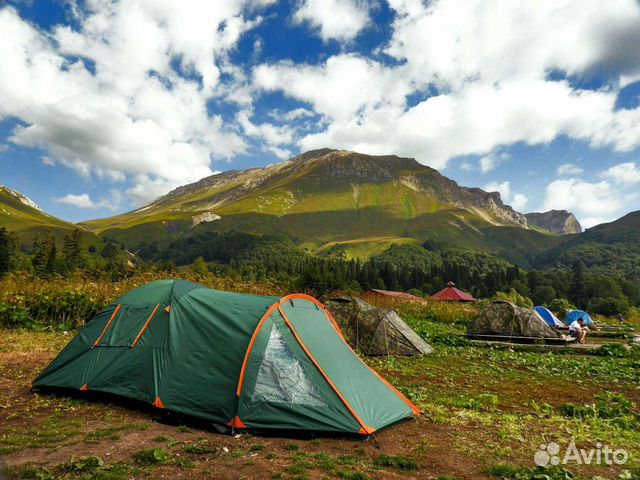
top-left (366, 289), bottom-right (424, 301)
top-left (430, 282), bottom-right (476, 302)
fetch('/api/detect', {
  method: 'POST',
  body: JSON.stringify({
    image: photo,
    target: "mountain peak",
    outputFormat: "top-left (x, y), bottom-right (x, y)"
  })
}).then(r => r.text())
top-left (0, 185), bottom-right (42, 212)
top-left (525, 210), bottom-right (582, 234)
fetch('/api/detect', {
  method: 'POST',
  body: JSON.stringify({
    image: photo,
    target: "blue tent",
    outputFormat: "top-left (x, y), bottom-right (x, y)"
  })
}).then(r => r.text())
top-left (565, 310), bottom-right (594, 326)
top-left (534, 306), bottom-right (565, 328)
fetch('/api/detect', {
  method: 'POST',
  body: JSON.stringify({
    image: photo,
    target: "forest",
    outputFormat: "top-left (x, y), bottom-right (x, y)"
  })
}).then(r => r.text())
top-left (1, 227), bottom-right (638, 319)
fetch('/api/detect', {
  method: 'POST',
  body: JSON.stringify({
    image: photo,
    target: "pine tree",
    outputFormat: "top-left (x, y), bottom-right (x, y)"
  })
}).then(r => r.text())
top-left (190, 257), bottom-right (210, 277)
top-left (32, 231), bottom-right (56, 276)
top-left (569, 261), bottom-right (586, 308)
top-left (63, 229), bottom-right (82, 269)
top-left (0, 227), bottom-right (14, 275)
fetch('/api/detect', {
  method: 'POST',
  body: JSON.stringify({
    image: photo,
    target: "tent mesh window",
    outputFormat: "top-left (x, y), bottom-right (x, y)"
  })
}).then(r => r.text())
top-left (251, 324), bottom-right (326, 407)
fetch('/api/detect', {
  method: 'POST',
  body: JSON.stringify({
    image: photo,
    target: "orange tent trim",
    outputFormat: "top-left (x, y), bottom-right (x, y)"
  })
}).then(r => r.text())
top-left (278, 304), bottom-right (375, 435)
top-left (235, 301), bottom-right (282, 396)
top-left (131, 303), bottom-right (161, 348)
top-left (93, 304), bottom-right (121, 347)
top-left (329, 321), bottom-right (421, 416)
top-left (152, 396), bottom-right (165, 408)
top-left (233, 293), bottom-right (413, 434)
top-left (80, 384), bottom-right (88, 391)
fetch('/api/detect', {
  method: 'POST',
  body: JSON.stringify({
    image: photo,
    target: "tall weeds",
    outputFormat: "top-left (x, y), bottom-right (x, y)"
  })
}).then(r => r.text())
top-left (0, 271), bottom-right (286, 330)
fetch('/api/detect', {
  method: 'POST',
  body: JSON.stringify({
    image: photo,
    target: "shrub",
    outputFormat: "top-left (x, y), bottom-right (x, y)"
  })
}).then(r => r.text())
top-left (594, 343), bottom-right (629, 358)
top-left (494, 289), bottom-right (533, 308)
top-left (549, 298), bottom-right (575, 318)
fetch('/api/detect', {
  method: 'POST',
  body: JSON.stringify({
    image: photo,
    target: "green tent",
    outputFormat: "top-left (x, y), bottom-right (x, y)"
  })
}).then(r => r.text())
top-left (33, 280), bottom-right (418, 435)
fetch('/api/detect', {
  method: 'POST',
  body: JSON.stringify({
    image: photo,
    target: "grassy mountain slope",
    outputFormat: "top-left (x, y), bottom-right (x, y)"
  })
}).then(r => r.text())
top-left (535, 211), bottom-right (640, 277)
top-left (0, 186), bottom-right (101, 248)
top-left (84, 149), bottom-right (554, 261)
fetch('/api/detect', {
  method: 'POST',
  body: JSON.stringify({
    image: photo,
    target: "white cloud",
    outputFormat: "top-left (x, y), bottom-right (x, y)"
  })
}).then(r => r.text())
top-left (483, 181), bottom-right (511, 201)
top-left (293, 0), bottom-right (371, 42)
top-left (254, 55), bottom-right (411, 123)
top-left (253, 0), bottom-right (640, 171)
top-left (0, 2), bottom-right (273, 204)
top-left (458, 161), bottom-right (474, 171)
top-left (237, 109), bottom-right (294, 146)
top-left (483, 180), bottom-right (528, 210)
top-left (557, 163), bottom-right (584, 175)
top-left (269, 108), bottom-right (316, 122)
top-left (385, 0), bottom-right (640, 88)
top-left (601, 161), bottom-right (640, 184)
top-left (479, 152), bottom-right (509, 173)
top-left (511, 193), bottom-right (529, 211)
top-left (55, 191), bottom-right (121, 210)
top-left (543, 177), bottom-right (635, 227)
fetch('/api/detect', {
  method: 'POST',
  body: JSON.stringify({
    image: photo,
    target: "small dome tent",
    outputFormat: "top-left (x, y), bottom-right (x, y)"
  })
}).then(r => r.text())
top-left (468, 301), bottom-right (564, 339)
top-left (534, 306), bottom-right (566, 328)
top-left (324, 297), bottom-right (433, 356)
top-left (565, 310), bottom-right (594, 326)
top-left (33, 280), bottom-right (418, 435)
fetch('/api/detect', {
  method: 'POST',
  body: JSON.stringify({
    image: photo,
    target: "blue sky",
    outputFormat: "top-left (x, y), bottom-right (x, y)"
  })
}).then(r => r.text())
top-left (1, 0), bottom-right (640, 228)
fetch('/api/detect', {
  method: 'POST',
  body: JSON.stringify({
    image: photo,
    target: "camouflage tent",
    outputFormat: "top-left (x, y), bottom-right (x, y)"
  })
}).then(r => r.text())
top-left (468, 301), bottom-right (563, 339)
top-left (324, 297), bottom-right (433, 356)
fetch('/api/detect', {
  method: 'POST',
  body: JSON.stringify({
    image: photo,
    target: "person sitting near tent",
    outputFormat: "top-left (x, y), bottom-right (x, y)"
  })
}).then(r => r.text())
top-left (568, 317), bottom-right (588, 343)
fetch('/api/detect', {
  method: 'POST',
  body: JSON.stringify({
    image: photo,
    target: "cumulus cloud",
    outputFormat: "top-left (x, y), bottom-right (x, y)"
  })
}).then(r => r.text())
top-left (293, 0), bottom-right (371, 42)
top-left (484, 181), bottom-right (511, 201)
top-left (602, 161), bottom-right (640, 184)
top-left (55, 191), bottom-right (121, 210)
top-left (557, 163), bottom-right (584, 176)
top-left (483, 180), bottom-right (528, 210)
top-left (385, 0), bottom-right (640, 87)
top-left (511, 193), bottom-right (529, 211)
top-left (542, 177), bottom-right (637, 227)
top-left (237, 109), bottom-right (295, 147)
top-left (253, 0), bottom-right (640, 170)
top-left (0, 2), bottom-right (274, 205)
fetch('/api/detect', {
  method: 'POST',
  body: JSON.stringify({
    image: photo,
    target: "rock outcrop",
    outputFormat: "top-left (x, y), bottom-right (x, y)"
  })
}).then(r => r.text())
top-left (525, 210), bottom-right (582, 235)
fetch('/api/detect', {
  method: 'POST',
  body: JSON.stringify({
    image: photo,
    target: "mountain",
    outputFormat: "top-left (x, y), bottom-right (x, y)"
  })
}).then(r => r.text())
top-left (0, 185), bottom-right (101, 248)
top-left (534, 211), bottom-right (640, 278)
top-left (84, 149), bottom-right (558, 260)
top-left (525, 210), bottom-right (582, 234)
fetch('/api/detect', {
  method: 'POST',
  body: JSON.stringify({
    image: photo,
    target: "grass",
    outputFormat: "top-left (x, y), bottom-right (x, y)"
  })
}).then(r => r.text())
top-left (374, 453), bottom-right (419, 470)
top-left (2, 294), bottom-right (640, 479)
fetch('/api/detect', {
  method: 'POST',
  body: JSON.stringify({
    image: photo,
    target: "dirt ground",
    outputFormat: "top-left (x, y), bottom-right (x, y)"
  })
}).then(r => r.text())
top-left (1, 331), bottom-right (639, 480)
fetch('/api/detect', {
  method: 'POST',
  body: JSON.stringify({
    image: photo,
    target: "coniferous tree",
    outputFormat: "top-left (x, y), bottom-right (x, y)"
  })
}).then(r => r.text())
top-left (569, 261), bottom-right (586, 308)
top-left (0, 227), bottom-right (14, 275)
top-left (63, 229), bottom-right (82, 269)
top-left (32, 231), bottom-right (56, 276)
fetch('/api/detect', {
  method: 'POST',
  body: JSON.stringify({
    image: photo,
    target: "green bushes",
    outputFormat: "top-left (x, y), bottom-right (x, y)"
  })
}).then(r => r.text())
top-left (0, 271), bottom-right (283, 330)
top-left (594, 343), bottom-right (630, 358)
top-left (558, 392), bottom-right (640, 429)
top-left (0, 285), bottom-right (103, 330)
